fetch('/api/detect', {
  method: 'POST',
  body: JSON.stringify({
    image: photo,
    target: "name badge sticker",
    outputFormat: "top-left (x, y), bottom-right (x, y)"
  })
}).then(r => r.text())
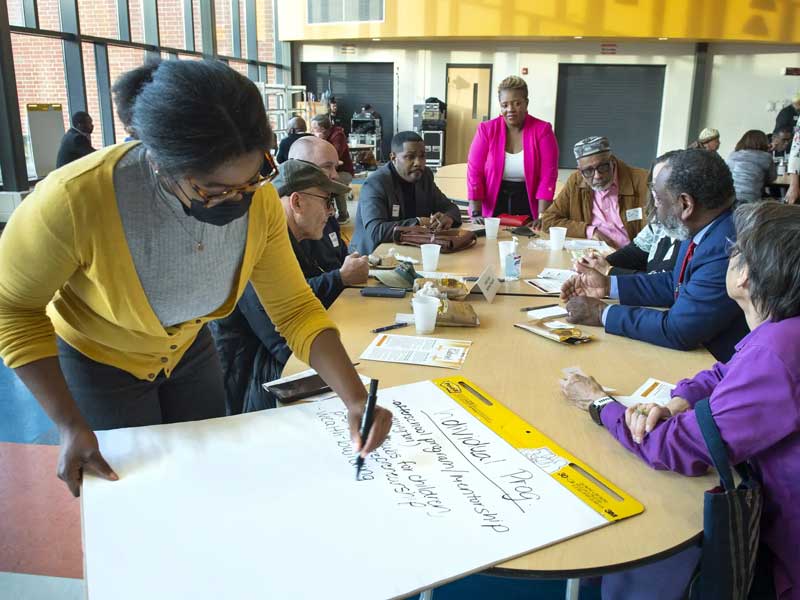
top-left (392, 204), bottom-right (400, 218)
top-left (328, 232), bottom-right (340, 247)
top-left (626, 207), bottom-right (643, 222)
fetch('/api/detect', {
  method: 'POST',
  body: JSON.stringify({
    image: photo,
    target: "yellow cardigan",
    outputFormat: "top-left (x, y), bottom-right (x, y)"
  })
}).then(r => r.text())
top-left (0, 143), bottom-right (337, 380)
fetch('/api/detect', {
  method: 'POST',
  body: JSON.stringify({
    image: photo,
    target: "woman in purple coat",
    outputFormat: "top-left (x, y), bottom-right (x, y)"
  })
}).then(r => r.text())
top-left (563, 201), bottom-right (800, 599)
top-left (466, 75), bottom-right (559, 226)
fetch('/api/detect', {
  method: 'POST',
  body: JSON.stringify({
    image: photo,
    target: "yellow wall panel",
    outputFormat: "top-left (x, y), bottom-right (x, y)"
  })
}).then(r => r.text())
top-left (279, 0), bottom-right (800, 44)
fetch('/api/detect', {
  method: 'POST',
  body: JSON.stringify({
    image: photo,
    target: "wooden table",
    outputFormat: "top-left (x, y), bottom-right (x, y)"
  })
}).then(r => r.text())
top-left (773, 173), bottom-right (793, 186)
top-left (287, 244), bottom-right (718, 580)
top-left (372, 230), bottom-right (580, 296)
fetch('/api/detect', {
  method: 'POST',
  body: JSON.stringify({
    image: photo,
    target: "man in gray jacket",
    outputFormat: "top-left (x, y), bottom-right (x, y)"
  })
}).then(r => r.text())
top-left (350, 131), bottom-right (462, 254)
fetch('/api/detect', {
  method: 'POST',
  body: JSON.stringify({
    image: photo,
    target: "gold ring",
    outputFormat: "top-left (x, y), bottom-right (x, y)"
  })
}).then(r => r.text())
top-left (637, 407), bottom-right (649, 416)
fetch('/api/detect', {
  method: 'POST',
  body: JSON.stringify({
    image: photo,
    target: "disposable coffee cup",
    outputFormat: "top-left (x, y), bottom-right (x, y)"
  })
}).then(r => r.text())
top-left (420, 244), bottom-right (441, 272)
top-left (484, 217), bottom-right (501, 239)
top-left (411, 296), bottom-right (440, 334)
top-left (549, 227), bottom-right (567, 250)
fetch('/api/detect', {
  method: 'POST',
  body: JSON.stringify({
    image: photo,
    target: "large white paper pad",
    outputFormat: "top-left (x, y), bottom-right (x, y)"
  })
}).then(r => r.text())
top-left (83, 381), bottom-right (608, 600)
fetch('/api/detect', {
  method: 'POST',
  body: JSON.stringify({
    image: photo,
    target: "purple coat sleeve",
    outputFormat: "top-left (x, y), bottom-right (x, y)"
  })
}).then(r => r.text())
top-left (534, 122), bottom-right (559, 201)
top-left (600, 343), bottom-right (799, 474)
top-left (672, 361), bottom-right (728, 407)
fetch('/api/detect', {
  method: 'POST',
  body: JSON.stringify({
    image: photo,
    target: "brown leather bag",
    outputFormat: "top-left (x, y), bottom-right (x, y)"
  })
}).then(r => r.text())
top-left (392, 226), bottom-right (478, 253)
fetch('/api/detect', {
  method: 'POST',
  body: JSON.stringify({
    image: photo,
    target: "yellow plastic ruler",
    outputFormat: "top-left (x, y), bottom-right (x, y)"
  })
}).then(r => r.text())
top-left (433, 376), bottom-right (644, 522)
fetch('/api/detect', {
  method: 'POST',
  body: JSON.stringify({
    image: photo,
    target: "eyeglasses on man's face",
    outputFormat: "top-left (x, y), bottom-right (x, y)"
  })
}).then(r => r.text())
top-left (300, 190), bottom-right (337, 211)
top-left (579, 160), bottom-right (613, 180)
top-left (188, 151), bottom-right (278, 206)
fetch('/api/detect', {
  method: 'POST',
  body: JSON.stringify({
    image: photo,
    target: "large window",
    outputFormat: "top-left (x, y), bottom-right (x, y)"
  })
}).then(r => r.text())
top-left (3, 0), bottom-right (283, 192)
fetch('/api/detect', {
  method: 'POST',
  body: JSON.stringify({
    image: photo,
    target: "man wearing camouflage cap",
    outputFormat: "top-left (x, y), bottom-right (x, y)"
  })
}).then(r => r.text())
top-left (210, 160), bottom-right (369, 413)
top-left (541, 136), bottom-right (650, 249)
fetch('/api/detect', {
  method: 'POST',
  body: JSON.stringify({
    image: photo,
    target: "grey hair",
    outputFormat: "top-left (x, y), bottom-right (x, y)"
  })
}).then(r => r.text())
top-left (732, 201), bottom-right (800, 321)
top-left (311, 113), bottom-right (332, 130)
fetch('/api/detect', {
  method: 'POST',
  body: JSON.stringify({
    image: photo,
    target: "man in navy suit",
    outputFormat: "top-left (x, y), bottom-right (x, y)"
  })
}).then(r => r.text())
top-left (561, 148), bottom-right (749, 362)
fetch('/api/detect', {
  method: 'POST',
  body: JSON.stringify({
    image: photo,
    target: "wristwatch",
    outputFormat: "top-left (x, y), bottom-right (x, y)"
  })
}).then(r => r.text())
top-left (589, 396), bottom-right (616, 426)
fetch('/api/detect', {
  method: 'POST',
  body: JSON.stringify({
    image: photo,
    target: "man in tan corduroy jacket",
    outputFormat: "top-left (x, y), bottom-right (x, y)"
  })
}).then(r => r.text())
top-left (542, 136), bottom-right (650, 249)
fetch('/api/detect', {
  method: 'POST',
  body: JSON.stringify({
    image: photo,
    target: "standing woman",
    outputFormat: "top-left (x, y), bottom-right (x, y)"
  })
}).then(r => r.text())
top-left (0, 60), bottom-right (391, 497)
top-left (467, 76), bottom-right (559, 226)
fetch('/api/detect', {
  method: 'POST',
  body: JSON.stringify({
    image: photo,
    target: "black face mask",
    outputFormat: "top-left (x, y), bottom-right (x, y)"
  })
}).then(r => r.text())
top-left (180, 191), bottom-right (255, 226)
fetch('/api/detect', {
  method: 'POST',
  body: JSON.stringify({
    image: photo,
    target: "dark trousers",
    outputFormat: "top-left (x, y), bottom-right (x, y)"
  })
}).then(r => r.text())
top-left (57, 326), bottom-right (226, 431)
top-left (493, 179), bottom-right (531, 217)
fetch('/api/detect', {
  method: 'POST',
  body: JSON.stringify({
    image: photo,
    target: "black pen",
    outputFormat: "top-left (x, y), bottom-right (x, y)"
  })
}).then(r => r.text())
top-left (519, 303), bottom-right (559, 312)
top-left (371, 322), bottom-right (410, 333)
top-left (355, 379), bottom-right (379, 481)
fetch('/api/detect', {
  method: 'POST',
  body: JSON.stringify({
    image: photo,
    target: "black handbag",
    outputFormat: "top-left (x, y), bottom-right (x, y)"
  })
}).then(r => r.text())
top-left (688, 398), bottom-right (763, 600)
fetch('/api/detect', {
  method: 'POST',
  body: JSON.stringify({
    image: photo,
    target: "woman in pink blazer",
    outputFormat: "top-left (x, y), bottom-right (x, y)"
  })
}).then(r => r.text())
top-left (467, 76), bottom-right (559, 225)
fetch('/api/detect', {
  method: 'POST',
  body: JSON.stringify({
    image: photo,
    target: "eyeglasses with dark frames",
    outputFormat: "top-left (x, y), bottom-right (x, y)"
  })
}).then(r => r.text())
top-left (300, 190), bottom-right (337, 211)
top-left (579, 160), bottom-right (613, 179)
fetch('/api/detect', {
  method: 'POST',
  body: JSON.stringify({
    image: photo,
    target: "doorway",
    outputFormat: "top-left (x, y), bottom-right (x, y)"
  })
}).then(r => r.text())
top-left (554, 64), bottom-right (666, 169)
top-left (445, 65), bottom-right (493, 165)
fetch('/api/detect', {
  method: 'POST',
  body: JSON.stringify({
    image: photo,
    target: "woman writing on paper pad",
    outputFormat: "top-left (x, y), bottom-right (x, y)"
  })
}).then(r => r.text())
top-left (0, 60), bottom-right (391, 497)
top-left (561, 202), bottom-right (800, 599)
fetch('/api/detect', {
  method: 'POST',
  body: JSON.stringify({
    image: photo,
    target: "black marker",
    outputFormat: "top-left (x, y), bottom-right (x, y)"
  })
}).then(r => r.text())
top-left (371, 322), bottom-right (410, 333)
top-left (355, 379), bottom-right (379, 481)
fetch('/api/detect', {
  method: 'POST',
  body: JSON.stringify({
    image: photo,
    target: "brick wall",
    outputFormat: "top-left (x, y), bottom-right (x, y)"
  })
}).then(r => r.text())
top-left (8, 0), bottom-right (276, 152)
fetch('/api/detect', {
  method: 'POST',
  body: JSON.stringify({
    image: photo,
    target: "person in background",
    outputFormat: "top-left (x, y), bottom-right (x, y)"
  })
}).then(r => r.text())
top-left (210, 160), bottom-right (369, 413)
top-left (327, 97), bottom-right (347, 133)
top-left (467, 75), bottom-right (558, 227)
top-left (275, 117), bottom-right (310, 164)
top-left (111, 59), bottom-right (160, 142)
top-left (310, 113), bottom-right (354, 224)
top-left (726, 129), bottom-right (776, 204)
top-left (579, 151), bottom-right (680, 276)
top-left (288, 136), bottom-right (355, 269)
top-left (688, 127), bottom-right (720, 152)
top-left (769, 126), bottom-right (793, 158)
top-left (774, 90), bottom-right (800, 133)
top-left (541, 136), bottom-right (649, 249)
top-left (55, 111), bottom-right (95, 167)
top-left (0, 59), bottom-right (390, 497)
top-left (562, 202), bottom-right (800, 600)
top-left (785, 127), bottom-right (800, 205)
top-left (561, 148), bottom-right (749, 362)
top-left (350, 131), bottom-right (461, 255)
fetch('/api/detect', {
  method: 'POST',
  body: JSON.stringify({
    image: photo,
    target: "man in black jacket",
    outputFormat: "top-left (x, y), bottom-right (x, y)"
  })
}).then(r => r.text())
top-left (350, 131), bottom-right (462, 254)
top-left (209, 160), bottom-right (369, 414)
top-left (275, 116), bottom-right (311, 163)
top-left (56, 111), bottom-right (95, 167)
